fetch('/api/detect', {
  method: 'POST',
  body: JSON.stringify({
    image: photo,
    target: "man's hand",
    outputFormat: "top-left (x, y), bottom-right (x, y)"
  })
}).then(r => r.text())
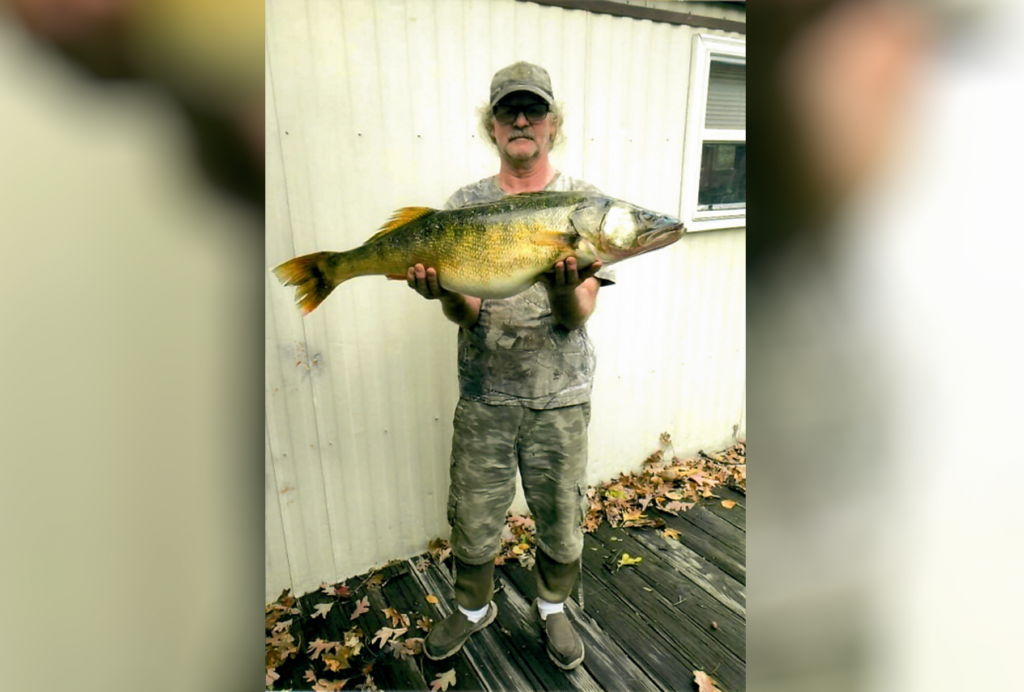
top-left (539, 257), bottom-right (602, 330)
top-left (407, 263), bottom-right (481, 329)
top-left (539, 257), bottom-right (603, 295)
top-left (407, 264), bottom-right (450, 300)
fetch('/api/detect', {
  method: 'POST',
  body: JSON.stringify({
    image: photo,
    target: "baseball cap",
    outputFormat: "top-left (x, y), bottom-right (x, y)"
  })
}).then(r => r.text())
top-left (489, 62), bottom-right (554, 107)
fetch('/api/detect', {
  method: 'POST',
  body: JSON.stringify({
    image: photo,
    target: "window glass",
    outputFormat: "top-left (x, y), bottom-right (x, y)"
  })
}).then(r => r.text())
top-left (698, 142), bottom-right (746, 208)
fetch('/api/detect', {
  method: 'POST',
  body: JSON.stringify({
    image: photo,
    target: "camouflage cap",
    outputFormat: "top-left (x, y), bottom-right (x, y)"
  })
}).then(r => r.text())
top-left (489, 61), bottom-right (554, 107)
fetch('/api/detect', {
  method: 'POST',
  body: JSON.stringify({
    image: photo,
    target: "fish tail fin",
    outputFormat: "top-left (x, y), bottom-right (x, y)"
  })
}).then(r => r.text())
top-left (272, 251), bottom-right (354, 315)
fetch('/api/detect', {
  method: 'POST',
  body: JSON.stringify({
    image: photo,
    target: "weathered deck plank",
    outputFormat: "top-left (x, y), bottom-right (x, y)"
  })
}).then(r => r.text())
top-left (629, 527), bottom-right (746, 618)
top-left (653, 509), bottom-right (746, 584)
top-left (673, 505), bottom-right (746, 556)
top-left (704, 486), bottom-right (746, 531)
top-left (581, 530), bottom-right (745, 692)
top-left (579, 560), bottom-right (707, 690)
top-left (589, 524), bottom-right (745, 660)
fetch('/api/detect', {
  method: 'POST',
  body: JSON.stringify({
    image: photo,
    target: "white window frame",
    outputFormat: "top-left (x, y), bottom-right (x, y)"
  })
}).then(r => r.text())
top-left (681, 34), bottom-right (746, 232)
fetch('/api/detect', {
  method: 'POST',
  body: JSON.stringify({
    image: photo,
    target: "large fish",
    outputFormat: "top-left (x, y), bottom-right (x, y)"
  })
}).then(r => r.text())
top-left (273, 191), bottom-right (684, 315)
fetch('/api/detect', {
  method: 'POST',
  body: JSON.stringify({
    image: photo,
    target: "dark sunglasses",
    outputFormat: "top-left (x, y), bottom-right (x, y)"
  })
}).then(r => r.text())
top-left (492, 103), bottom-right (550, 125)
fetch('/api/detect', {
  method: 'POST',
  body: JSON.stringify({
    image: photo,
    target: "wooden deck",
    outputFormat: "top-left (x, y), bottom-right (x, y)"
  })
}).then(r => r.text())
top-left (270, 485), bottom-right (745, 692)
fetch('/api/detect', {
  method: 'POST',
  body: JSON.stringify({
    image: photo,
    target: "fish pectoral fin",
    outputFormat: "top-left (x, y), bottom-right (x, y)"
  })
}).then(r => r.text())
top-left (367, 206), bottom-right (437, 242)
top-left (531, 229), bottom-right (573, 248)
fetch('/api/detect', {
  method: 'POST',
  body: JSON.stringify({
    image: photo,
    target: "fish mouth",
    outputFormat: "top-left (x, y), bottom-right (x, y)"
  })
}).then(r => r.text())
top-left (637, 222), bottom-right (685, 251)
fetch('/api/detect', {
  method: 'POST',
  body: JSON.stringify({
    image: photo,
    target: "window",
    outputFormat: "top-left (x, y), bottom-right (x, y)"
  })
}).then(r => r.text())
top-left (682, 35), bottom-right (746, 232)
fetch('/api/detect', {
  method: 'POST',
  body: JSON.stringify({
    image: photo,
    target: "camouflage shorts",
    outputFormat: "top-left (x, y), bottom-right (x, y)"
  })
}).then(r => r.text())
top-left (447, 398), bottom-right (591, 565)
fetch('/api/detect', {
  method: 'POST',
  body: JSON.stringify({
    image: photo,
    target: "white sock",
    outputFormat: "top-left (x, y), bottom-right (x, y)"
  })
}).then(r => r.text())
top-left (458, 603), bottom-right (489, 623)
top-left (536, 598), bottom-right (564, 621)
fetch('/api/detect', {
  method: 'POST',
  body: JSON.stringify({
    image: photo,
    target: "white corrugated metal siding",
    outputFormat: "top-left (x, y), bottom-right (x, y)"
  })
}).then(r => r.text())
top-left (266, 0), bottom-right (745, 601)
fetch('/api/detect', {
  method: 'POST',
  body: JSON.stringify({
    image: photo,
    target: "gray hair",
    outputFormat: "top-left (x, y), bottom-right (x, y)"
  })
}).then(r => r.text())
top-left (477, 100), bottom-right (565, 152)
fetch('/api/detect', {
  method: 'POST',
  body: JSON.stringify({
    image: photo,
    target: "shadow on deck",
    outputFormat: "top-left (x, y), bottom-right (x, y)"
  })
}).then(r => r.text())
top-left (270, 485), bottom-right (745, 692)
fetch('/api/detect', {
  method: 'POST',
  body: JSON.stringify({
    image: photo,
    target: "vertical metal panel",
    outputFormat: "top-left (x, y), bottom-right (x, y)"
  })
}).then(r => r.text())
top-left (266, 0), bottom-right (745, 601)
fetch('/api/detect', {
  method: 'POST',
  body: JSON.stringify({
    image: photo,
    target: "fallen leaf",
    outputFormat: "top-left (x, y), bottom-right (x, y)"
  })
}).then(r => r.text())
top-left (272, 618), bottom-right (292, 634)
top-left (329, 583), bottom-right (351, 598)
top-left (266, 668), bottom-right (279, 686)
top-left (350, 597), bottom-right (370, 620)
top-left (387, 638), bottom-right (408, 659)
top-left (618, 553), bottom-right (643, 567)
top-left (431, 669), bottom-right (457, 692)
top-left (426, 595), bottom-right (439, 605)
top-left (418, 616), bottom-right (433, 632)
top-left (312, 603), bottom-right (334, 619)
top-left (661, 528), bottom-right (681, 540)
top-left (344, 629), bottom-right (363, 656)
top-left (304, 669), bottom-right (318, 683)
top-left (382, 607), bottom-right (407, 627)
top-left (307, 638), bottom-right (338, 660)
top-left (721, 500), bottom-right (737, 509)
top-left (372, 626), bottom-right (407, 648)
top-left (323, 647), bottom-right (352, 671)
top-left (404, 637), bottom-right (424, 655)
top-left (693, 670), bottom-right (723, 692)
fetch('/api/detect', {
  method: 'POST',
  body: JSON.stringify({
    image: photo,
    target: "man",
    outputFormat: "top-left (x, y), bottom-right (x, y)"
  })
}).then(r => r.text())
top-left (408, 62), bottom-right (615, 671)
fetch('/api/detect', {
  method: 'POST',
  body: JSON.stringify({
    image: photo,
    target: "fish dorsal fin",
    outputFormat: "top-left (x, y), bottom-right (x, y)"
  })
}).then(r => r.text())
top-left (367, 206), bottom-right (436, 242)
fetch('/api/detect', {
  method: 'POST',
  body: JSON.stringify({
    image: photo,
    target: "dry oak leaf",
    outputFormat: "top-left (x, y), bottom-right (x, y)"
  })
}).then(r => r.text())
top-left (313, 679), bottom-right (348, 692)
top-left (307, 638), bottom-right (338, 660)
top-left (350, 596), bottom-right (370, 620)
top-left (721, 500), bottom-right (737, 509)
top-left (431, 669), bottom-right (457, 692)
top-left (266, 668), bottom-right (280, 686)
top-left (323, 647), bottom-right (353, 672)
top-left (661, 528), bottom-right (681, 540)
top-left (304, 669), bottom-right (318, 684)
top-left (426, 595), bottom-right (439, 605)
top-left (417, 616), bottom-right (433, 632)
top-left (382, 607), bottom-right (410, 628)
top-left (312, 603), bottom-right (334, 619)
top-left (372, 626), bottom-right (407, 648)
top-left (272, 618), bottom-right (292, 634)
top-left (320, 582), bottom-right (351, 598)
top-left (693, 670), bottom-right (723, 692)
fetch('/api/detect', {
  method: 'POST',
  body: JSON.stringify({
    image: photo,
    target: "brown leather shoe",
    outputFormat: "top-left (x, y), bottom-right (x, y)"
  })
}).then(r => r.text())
top-left (533, 599), bottom-right (585, 670)
top-left (423, 601), bottom-right (497, 660)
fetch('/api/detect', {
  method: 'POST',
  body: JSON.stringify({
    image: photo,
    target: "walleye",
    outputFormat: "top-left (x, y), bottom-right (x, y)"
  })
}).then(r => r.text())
top-left (273, 191), bottom-right (684, 315)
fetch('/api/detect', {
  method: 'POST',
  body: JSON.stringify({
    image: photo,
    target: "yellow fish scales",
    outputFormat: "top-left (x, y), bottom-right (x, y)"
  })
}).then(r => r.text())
top-left (273, 191), bottom-right (684, 315)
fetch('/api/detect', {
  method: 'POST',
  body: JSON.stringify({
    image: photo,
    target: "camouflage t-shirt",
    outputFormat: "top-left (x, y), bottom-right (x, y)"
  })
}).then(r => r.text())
top-left (444, 172), bottom-right (616, 409)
